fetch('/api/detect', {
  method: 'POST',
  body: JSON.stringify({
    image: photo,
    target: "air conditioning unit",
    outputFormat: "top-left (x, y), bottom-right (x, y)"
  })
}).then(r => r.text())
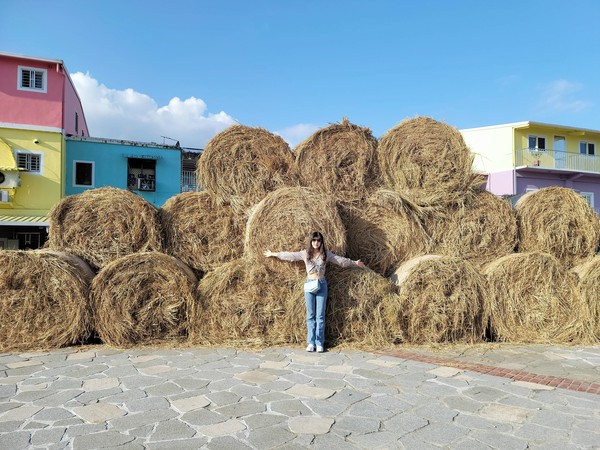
top-left (0, 170), bottom-right (20, 188)
top-left (0, 190), bottom-right (10, 203)
top-left (137, 178), bottom-right (155, 191)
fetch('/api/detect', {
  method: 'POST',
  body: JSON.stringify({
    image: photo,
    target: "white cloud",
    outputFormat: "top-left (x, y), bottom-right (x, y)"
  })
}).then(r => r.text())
top-left (71, 72), bottom-right (237, 148)
top-left (275, 123), bottom-right (321, 149)
top-left (538, 79), bottom-right (590, 113)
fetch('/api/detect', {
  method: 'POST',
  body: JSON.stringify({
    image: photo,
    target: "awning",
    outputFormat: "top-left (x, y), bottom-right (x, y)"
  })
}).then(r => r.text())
top-left (0, 138), bottom-right (19, 171)
top-left (0, 215), bottom-right (49, 226)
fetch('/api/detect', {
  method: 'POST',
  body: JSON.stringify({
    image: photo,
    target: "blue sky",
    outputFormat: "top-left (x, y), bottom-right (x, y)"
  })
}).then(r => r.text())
top-left (2, 0), bottom-right (599, 148)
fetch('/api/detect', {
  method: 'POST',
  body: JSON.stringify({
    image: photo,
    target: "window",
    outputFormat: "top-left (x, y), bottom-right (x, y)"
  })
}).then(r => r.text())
top-left (74, 161), bottom-right (94, 187)
top-left (580, 192), bottom-right (594, 209)
top-left (127, 158), bottom-right (156, 192)
top-left (15, 151), bottom-right (42, 174)
top-left (579, 141), bottom-right (596, 156)
top-left (18, 66), bottom-right (47, 93)
top-left (75, 112), bottom-right (79, 134)
top-left (528, 135), bottom-right (546, 151)
top-left (17, 233), bottom-right (41, 250)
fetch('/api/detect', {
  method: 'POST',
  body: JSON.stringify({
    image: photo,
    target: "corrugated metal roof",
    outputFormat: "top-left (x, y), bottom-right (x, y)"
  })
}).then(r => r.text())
top-left (0, 215), bottom-right (49, 226)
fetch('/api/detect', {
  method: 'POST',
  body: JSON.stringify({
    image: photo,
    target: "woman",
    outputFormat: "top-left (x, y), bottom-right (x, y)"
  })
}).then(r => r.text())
top-left (264, 231), bottom-right (366, 353)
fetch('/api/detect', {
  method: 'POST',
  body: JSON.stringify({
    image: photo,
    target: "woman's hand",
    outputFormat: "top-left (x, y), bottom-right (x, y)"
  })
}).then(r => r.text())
top-left (355, 259), bottom-right (366, 268)
top-left (264, 250), bottom-right (274, 258)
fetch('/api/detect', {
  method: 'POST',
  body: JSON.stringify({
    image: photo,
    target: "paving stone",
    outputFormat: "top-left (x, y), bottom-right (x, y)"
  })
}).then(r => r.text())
top-left (235, 370), bottom-right (278, 384)
top-left (311, 432), bottom-right (361, 449)
top-left (6, 359), bottom-right (43, 369)
top-left (409, 421), bottom-right (470, 446)
top-left (478, 403), bottom-right (535, 424)
top-left (65, 423), bottom-right (107, 437)
top-left (286, 384), bottom-right (335, 400)
top-left (34, 407), bottom-right (76, 421)
top-left (452, 413), bottom-right (513, 433)
top-left (149, 418), bottom-right (196, 441)
top-left (128, 423), bottom-right (155, 438)
top-left (288, 416), bottom-right (334, 434)
top-left (427, 366), bottom-right (463, 377)
top-left (310, 377), bottom-right (346, 390)
top-left (60, 364), bottom-right (108, 379)
top-left (261, 379), bottom-right (295, 392)
top-left (442, 394), bottom-right (484, 413)
top-left (570, 430), bottom-right (600, 448)
top-left (74, 387), bottom-right (123, 405)
top-left (270, 399), bottom-right (313, 417)
top-left (449, 437), bottom-right (497, 450)
top-left (332, 415), bottom-right (380, 435)
top-left (72, 403), bottom-right (126, 423)
top-left (0, 384), bottom-right (16, 398)
top-left (172, 377), bottom-right (211, 391)
top-left (72, 430), bottom-right (135, 449)
top-left (0, 430), bottom-right (31, 449)
top-left (19, 382), bottom-right (49, 392)
top-left (110, 409), bottom-right (178, 431)
top-left (0, 420), bottom-right (23, 432)
top-left (171, 394), bottom-right (210, 412)
top-left (514, 422), bottom-right (569, 443)
top-left (119, 375), bottom-right (163, 389)
top-left (34, 389), bottom-right (84, 407)
top-left (12, 389), bottom-right (54, 402)
top-left (0, 402), bottom-right (20, 415)
top-left (382, 412), bottom-right (428, 436)
top-left (30, 427), bottom-right (66, 445)
top-left (205, 391), bottom-right (241, 406)
top-left (255, 391), bottom-right (294, 403)
top-left (244, 413), bottom-right (287, 430)
top-left (347, 399), bottom-right (396, 420)
top-left (303, 398), bottom-right (349, 417)
top-left (200, 418), bottom-right (246, 437)
top-left (413, 403), bottom-right (460, 422)
top-left (23, 420), bottom-right (48, 429)
top-left (347, 430), bottom-right (399, 448)
top-left (102, 366), bottom-right (139, 378)
top-left (145, 381), bottom-right (185, 397)
top-left (137, 365), bottom-right (175, 376)
top-left (5, 365), bottom-right (44, 377)
top-left (125, 396), bottom-right (171, 412)
top-left (0, 404), bottom-right (43, 422)
top-left (180, 408), bottom-right (228, 426)
top-left (398, 433), bottom-right (447, 449)
top-left (82, 377), bottom-right (119, 391)
top-left (204, 436), bottom-right (252, 450)
top-left (512, 380), bottom-right (555, 391)
top-left (206, 377), bottom-right (245, 391)
top-left (260, 360), bottom-right (290, 370)
top-left (470, 429), bottom-right (528, 450)
top-left (215, 399), bottom-right (266, 418)
top-left (246, 424), bottom-right (296, 449)
top-left (348, 368), bottom-right (394, 380)
top-left (281, 372), bottom-right (312, 384)
top-left (66, 351), bottom-right (96, 361)
top-left (146, 437), bottom-right (208, 450)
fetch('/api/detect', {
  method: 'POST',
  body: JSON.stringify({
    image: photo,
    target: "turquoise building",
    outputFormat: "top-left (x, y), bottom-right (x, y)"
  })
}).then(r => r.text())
top-left (65, 137), bottom-right (191, 207)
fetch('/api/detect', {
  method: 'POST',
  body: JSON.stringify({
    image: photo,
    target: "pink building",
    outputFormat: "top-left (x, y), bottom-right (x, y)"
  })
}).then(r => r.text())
top-left (0, 51), bottom-right (88, 137)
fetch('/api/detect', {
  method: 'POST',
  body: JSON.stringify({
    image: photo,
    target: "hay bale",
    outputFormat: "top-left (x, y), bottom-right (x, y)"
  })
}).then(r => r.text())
top-left (573, 256), bottom-right (600, 340)
top-left (91, 252), bottom-right (197, 347)
top-left (484, 252), bottom-right (593, 343)
top-left (515, 186), bottom-right (600, 268)
top-left (196, 125), bottom-right (296, 215)
top-left (48, 187), bottom-right (163, 269)
top-left (0, 249), bottom-right (93, 351)
top-left (377, 116), bottom-right (481, 205)
top-left (244, 187), bottom-right (347, 274)
top-left (160, 191), bottom-right (244, 274)
top-left (427, 189), bottom-right (517, 266)
top-left (294, 118), bottom-right (381, 201)
top-left (340, 190), bottom-right (430, 277)
top-left (386, 255), bottom-right (488, 344)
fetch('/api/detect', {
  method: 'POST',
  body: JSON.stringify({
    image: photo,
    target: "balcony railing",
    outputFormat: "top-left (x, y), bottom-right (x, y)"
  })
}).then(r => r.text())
top-left (516, 148), bottom-right (600, 173)
top-left (181, 170), bottom-right (197, 192)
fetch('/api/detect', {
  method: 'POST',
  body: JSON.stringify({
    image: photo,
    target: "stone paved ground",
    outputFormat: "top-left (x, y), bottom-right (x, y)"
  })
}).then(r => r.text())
top-left (1, 344), bottom-right (600, 449)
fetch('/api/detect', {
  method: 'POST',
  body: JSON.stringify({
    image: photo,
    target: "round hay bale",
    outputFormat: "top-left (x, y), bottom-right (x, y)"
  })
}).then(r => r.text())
top-left (484, 252), bottom-right (593, 343)
top-left (196, 125), bottom-right (296, 215)
top-left (160, 191), bottom-right (244, 274)
top-left (294, 118), bottom-right (381, 201)
top-left (377, 116), bottom-right (481, 205)
top-left (48, 187), bottom-right (163, 269)
top-left (91, 252), bottom-right (197, 347)
top-left (340, 190), bottom-right (430, 277)
top-left (244, 187), bottom-right (347, 274)
top-left (0, 249), bottom-right (93, 352)
top-left (428, 189), bottom-right (517, 266)
top-left (189, 259), bottom-right (305, 346)
top-left (386, 255), bottom-right (488, 344)
top-left (515, 186), bottom-right (600, 268)
top-left (572, 256), bottom-right (600, 340)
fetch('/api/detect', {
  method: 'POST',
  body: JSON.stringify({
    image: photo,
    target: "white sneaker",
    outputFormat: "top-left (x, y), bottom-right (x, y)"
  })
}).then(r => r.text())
top-left (306, 344), bottom-right (315, 352)
top-left (316, 346), bottom-right (324, 353)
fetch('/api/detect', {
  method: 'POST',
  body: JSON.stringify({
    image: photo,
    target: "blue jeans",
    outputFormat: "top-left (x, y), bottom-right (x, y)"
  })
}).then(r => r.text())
top-left (304, 279), bottom-right (327, 347)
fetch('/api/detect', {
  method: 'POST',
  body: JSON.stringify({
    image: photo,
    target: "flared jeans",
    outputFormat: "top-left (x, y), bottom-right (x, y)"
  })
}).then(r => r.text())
top-left (304, 278), bottom-right (328, 347)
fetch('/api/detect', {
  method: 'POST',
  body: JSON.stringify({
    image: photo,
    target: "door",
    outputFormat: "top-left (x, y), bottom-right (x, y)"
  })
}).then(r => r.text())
top-left (554, 136), bottom-right (566, 169)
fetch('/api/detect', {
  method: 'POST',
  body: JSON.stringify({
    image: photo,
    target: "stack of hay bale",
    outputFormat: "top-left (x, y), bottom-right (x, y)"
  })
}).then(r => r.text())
top-left (2, 116), bottom-right (599, 353)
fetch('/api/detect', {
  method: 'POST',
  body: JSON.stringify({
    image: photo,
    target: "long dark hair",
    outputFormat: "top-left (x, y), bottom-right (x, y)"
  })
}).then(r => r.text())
top-left (306, 231), bottom-right (326, 261)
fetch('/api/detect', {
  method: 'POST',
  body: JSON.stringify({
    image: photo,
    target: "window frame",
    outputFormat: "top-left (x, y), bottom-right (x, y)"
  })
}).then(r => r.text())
top-left (73, 160), bottom-right (95, 188)
top-left (127, 157), bottom-right (157, 192)
top-left (17, 65), bottom-right (47, 93)
top-left (14, 150), bottom-right (43, 174)
top-left (527, 135), bottom-right (547, 152)
top-left (579, 141), bottom-right (596, 156)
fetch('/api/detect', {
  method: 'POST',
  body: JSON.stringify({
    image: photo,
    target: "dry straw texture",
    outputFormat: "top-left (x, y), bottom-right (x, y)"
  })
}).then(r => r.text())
top-left (340, 189), bottom-right (429, 277)
top-left (0, 250), bottom-right (93, 351)
top-left (196, 125), bottom-right (296, 216)
top-left (427, 189), bottom-right (518, 266)
top-left (386, 255), bottom-right (488, 344)
top-left (294, 118), bottom-right (381, 202)
top-left (572, 255), bottom-right (600, 340)
top-left (48, 187), bottom-right (163, 269)
top-left (377, 116), bottom-right (481, 206)
top-left (484, 252), bottom-right (593, 344)
top-left (160, 191), bottom-right (244, 274)
top-left (244, 187), bottom-right (347, 274)
top-left (91, 252), bottom-right (197, 347)
top-left (515, 186), bottom-right (600, 268)
top-left (189, 259), bottom-right (394, 348)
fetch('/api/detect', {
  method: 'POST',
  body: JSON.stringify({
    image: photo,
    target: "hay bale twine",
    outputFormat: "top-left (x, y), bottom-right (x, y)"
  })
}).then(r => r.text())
top-left (484, 252), bottom-right (593, 343)
top-left (340, 189), bottom-right (429, 277)
top-left (91, 252), bottom-right (197, 347)
top-left (160, 191), bottom-right (244, 274)
top-left (0, 249), bottom-right (93, 351)
top-left (515, 186), bottom-right (600, 268)
top-left (572, 255), bottom-right (600, 340)
top-left (294, 118), bottom-right (381, 201)
top-left (244, 187), bottom-right (347, 275)
top-left (386, 255), bottom-right (488, 344)
top-left (427, 189), bottom-right (517, 266)
top-left (48, 187), bottom-right (163, 270)
top-left (189, 259), bottom-right (305, 346)
top-left (196, 125), bottom-right (296, 215)
top-left (377, 116), bottom-right (481, 205)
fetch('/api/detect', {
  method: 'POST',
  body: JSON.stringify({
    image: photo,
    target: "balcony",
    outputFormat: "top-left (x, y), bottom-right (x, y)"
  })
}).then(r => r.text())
top-left (516, 148), bottom-right (600, 173)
